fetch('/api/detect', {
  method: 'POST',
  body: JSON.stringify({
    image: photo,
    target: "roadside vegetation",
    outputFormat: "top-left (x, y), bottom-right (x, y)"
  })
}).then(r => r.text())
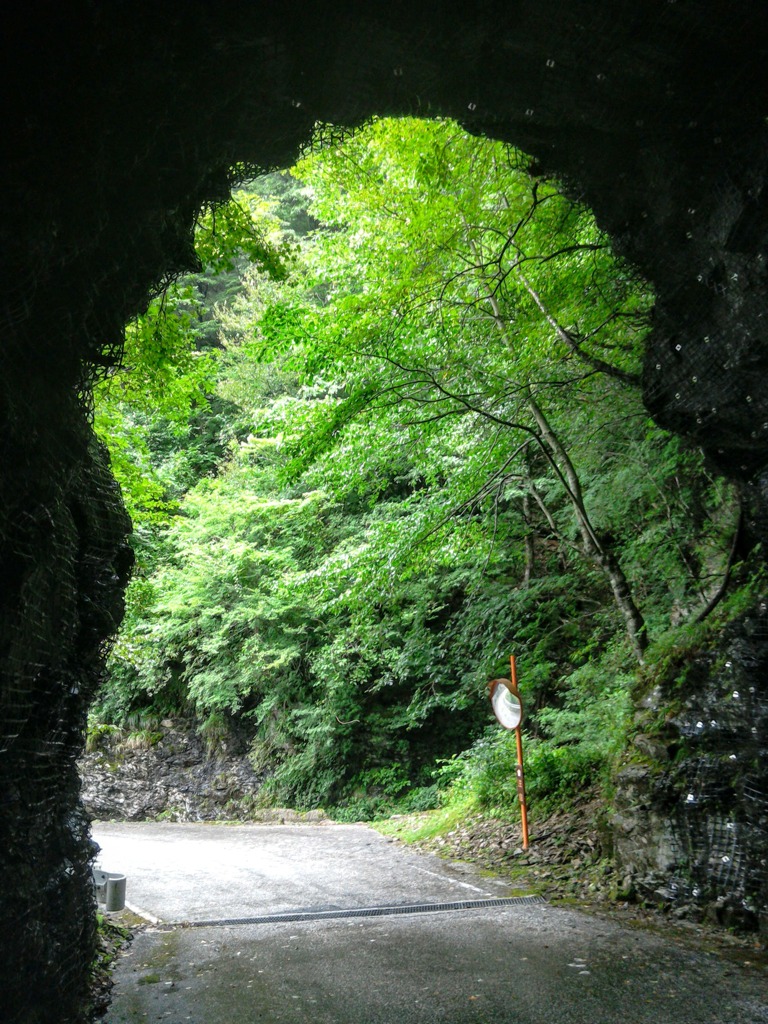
top-left (90, 117), bottom-right (752, 834)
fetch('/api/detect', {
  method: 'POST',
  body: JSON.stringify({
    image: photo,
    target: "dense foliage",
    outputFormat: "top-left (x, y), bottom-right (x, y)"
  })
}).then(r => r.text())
top-left (92, 119), bottom-right (741, 819)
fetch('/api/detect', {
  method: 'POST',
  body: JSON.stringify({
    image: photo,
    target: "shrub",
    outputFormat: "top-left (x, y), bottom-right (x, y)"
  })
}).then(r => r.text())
top-left (435, 727), bottom-right (612, 818)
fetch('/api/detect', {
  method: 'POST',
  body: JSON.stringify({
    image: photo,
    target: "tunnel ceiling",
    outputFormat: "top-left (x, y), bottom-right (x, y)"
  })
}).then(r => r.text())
top-left (3, 2), bottom-right (768, 487)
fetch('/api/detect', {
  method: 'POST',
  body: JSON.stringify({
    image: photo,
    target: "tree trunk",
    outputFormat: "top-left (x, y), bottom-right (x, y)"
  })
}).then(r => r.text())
top-left (522, 492), bottom-right (535, 587)
top-left (477, 254), bottom-right (648, 661)
top-left (527, 392), bottom-right (648, 661)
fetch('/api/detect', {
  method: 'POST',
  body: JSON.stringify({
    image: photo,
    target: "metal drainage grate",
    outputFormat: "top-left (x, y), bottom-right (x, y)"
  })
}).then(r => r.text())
top-left (175, 895), bottom-right (546, 929)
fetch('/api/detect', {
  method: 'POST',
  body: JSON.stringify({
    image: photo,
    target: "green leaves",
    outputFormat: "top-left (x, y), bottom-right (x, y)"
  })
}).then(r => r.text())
top-left (195, 190), bottom-right (294, 279)
top-left (93, 118), bottom-right (740, 816)
top-left (94, 187), bottom-right (295, 533)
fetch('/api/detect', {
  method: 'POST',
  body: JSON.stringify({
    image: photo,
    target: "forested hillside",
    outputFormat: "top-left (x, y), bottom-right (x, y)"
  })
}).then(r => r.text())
top-left (91, 118), bottom-right (748, 822)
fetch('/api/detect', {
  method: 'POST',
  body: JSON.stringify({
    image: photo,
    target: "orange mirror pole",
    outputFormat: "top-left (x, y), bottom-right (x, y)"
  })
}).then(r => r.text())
top-left (510, 656), bottom-right (530, 851)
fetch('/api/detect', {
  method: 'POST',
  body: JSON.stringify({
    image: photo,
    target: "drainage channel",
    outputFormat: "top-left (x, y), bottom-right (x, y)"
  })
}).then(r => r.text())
top-left (160, 895), bottom-right (546, 929)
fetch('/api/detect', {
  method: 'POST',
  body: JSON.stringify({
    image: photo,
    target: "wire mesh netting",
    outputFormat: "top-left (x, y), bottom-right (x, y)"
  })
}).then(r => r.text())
top-left (662, 609), bottom-right (768, 923)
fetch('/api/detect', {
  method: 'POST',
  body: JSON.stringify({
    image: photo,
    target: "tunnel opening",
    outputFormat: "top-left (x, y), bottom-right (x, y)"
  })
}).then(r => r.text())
top-left (84, 118), bottom-right (665, 811)
top-left (81, 105), bottom-right (765, 942)
top-left (3, 5), bottom-right (768, 1021)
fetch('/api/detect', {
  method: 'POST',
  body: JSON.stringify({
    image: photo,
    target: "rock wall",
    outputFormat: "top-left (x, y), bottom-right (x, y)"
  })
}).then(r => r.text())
top-left (80, 722), bottom-right (266, 824)
top-left (614, 606), bottom-right (768, 935)
top-left (0, 439), bottom-right (132, 1022)
top-left (2, 3), bottom-right (768, 1019)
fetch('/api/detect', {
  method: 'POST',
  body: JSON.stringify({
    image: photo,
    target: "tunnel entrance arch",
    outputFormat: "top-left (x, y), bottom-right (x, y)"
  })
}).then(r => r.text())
top-left (2, 5), bottom-right (768, 1021)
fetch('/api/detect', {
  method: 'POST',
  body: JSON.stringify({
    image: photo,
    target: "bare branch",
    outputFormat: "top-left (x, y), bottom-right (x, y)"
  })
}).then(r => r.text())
top-left (515, 271), bottom-right (641, 386)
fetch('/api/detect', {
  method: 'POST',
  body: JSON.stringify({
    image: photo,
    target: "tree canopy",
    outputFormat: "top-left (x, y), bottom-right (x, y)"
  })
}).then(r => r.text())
top-left (92, 119), bottom-right (741, 817)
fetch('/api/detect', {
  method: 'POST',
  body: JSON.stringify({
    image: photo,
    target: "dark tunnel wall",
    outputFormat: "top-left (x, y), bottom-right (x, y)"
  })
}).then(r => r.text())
top-left (2, 3), bottom-right (768, 1019)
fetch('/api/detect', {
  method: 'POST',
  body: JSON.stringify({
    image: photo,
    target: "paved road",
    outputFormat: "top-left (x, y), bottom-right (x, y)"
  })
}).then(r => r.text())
top-left (93, 821), bottom-right (512, 923)
top-left (97, 822), bottom-right (768, 1024)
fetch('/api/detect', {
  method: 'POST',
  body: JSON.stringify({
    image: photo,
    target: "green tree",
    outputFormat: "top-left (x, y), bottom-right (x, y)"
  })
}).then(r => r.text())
top-left (94, 188), bottom-right (291, 529)
top-left (93, 119), bottom-right (738, 814)
top-left (288, 117), bottom-right (652, 657)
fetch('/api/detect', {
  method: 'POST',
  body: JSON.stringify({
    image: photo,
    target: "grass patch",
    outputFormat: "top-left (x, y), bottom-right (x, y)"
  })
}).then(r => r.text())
top-left (374, 800), bottom-right (474, 843)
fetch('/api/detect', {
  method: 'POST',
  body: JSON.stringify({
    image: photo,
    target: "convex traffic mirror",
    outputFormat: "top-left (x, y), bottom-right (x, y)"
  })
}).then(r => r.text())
top-left (489, 678), bottom-right (523, 731)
